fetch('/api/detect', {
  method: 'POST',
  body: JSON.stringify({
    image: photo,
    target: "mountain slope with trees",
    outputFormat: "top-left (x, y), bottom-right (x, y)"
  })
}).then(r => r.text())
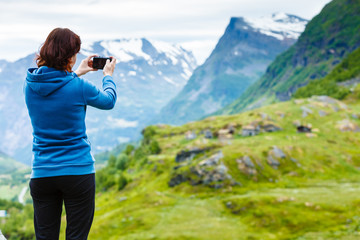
top-left (219, 0), bottom-right (360, 115)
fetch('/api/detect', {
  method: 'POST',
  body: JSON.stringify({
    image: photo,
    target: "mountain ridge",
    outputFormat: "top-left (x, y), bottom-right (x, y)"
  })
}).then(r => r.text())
top-left (0, 38), bottom-right (197, 163)
top-left (152, 13), bottom-right (308, 126)
top-left (218, 0), bottom-right (360, 115)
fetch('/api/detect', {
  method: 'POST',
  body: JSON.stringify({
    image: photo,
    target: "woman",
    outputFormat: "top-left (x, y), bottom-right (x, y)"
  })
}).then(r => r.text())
top-left (24, 28), bottom-right (117, 240)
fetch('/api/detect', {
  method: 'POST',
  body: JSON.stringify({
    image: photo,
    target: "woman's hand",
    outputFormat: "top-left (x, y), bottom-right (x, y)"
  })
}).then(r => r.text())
top-left (74, 55), bottom-right (98, 77)
top-left (103, 57), bottom-right (117, 77)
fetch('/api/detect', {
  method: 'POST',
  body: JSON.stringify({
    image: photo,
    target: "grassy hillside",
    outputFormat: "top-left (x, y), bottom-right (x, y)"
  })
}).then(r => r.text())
top-left (89, 94), bottom-right (360, 239)
top-left (3, 94), bottom-right (360, 239)
top-left (218, 0), bottom-right (360, 115)
top-left (294, 46), bottom-right (360, 99)
top-left (79, 95), bottom-right (360, 239)
top-left (0, 152), bottom-right (27, 174)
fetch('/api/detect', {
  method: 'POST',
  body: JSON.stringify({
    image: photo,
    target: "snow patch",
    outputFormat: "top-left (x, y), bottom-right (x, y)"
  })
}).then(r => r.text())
top-left (244, 12), bottom-right (307, 40)
top-left (100, 39), bottom-right (151, 61)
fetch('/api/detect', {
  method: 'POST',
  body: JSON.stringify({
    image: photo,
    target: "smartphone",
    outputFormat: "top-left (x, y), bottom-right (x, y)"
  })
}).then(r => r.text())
top-left (92, 57), bottom-right (112, 69)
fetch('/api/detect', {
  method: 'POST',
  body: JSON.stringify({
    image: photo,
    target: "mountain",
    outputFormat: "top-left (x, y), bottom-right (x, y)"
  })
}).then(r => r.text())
top-left (152, 13), bottom-right (308, 125)
top-left (294, 46), bottom-right (360, 99)
top-left (0, 151), bottom-right (27, 174)
top-left (0, 38), bottom-right (196, 164)
top-left (219, 0), bottom-right (360, 115)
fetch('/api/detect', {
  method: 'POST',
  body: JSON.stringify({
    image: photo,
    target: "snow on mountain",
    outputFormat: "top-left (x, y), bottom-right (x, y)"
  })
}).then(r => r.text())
top-left (82, 38), bottom-right (195, 74)
top-left (244, 12), bottom-right (308, 41)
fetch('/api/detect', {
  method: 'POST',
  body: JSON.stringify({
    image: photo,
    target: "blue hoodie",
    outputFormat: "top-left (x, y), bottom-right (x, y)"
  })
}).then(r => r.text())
top-left (25, 66), bottom-right (117, 179)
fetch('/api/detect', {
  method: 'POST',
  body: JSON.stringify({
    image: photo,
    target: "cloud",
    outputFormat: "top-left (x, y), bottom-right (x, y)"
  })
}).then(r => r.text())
top-left (106, 116), bottom-right (138, 128)
top-left (0, 0), bottom-right (331, 62)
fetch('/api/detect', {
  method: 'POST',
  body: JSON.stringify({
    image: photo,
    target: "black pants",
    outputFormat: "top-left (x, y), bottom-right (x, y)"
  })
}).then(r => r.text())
top-left (29, 174), bottom-right (95, 240)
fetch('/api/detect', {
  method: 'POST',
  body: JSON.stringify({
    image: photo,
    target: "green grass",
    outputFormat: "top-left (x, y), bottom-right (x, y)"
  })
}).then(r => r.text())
top-left (82, 96), bottom-right (360, 240)
top-left (3, 95), bottom-right (360, 240)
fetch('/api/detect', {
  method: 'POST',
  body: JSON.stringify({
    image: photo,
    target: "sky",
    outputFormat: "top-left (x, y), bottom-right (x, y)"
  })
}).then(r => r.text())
top-left (0, 0), bottom-right (332, 64)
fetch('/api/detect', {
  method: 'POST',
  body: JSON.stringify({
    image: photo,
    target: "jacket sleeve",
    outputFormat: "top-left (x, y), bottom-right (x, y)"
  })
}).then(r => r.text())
top-left (82, 76), bottom-right (117, 110)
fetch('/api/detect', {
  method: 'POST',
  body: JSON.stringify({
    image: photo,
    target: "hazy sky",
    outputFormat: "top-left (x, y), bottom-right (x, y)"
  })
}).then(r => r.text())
top-left (0, 0), bottom-right (331, 64)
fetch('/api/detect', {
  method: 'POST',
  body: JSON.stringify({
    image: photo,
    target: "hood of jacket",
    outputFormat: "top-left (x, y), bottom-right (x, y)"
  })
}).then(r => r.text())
top-left (26, 66), bottom-right (76, 97)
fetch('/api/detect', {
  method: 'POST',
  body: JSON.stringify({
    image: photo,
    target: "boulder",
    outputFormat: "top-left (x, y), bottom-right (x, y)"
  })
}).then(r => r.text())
top-left (171, 150), bottom-right (234, 188)
top-left (236, 156), bottom-right (257, 175)
top-left (337, 119), bottom-right (360, 132)
top-left (301, 106), bottom-right (313, 118)
top-left (306, 133), bottom-right (317, 138)
top-left (267, 155), bottom-right (280, 169)
top-left (175, 147), bottom-right (209, 163)
top-left (199, 151), bottom-right (224, 166)
top-left (276, 111), bottom-right (285, 118)
top-left (352, 114), bottom-right (359, 120)
top-left (318, 110), bottom-right (328, 117)
top-left (168, 174), bottom-right (188, 187)
top-left (294, 99), bottom-right (305, 105)
top-left (271, 146), bottom-right (286, 159)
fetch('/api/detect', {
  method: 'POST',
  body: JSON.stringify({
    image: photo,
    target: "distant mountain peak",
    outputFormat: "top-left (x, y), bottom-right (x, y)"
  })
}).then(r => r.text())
top-left (81, 38), bottom-right (196, 69)
top-left (242, 13), bottom-right (308, 40)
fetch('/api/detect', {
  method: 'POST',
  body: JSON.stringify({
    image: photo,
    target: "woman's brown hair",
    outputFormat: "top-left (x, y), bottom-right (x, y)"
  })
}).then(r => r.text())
top-left (36, 28), bottom-right (81, 72)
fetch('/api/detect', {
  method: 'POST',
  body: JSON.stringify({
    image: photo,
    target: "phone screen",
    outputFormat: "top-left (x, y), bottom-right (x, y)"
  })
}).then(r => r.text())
top-left (93, 57), bottom-right (111, 69)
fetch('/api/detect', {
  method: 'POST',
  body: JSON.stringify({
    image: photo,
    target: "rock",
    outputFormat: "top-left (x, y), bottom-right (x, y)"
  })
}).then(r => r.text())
top-left (119, 196), bottom-right (128, 202)
top-left (259, 112), bottom-right (270, 120)
top-left (216, 162), bottom-right (228, 174)
top-left (168, 174), bottom-right (188, 187)
top-left (172, 150), bottom-right (234, 188)
top-left (339, 102), bottom-right (348, 110)
top-left (236, 156), bottom-right (257, 175)
top-left (293, 120), bottom-right (301, 127)
top-left (271, 146), bottom-right (286, 159)
top-left (243, 156), bottom-right (255, 168)
top-left (312, 128), bottom-right (320, 133)
top-left (294, 99), bottom-right (305, 105)
top-left (175, 147), bottom-right (209, 163)
top-left (301, 106), bottom-right (313, 117)
top-left (352, 114), bottom-right (359, 120)
top-left (276, 111), bottom-right (285, 118)
top-left (199, 151), bottom-right (224, 166)
top-left (337, 119), bottom-right (360, 132)
top-left (318, 110), bottom-right (327, 117)
top-left (311, 95), bottom-right (337, 105)
top-left (267, 155), bottom-right (280, 169)
top-left (226, 201), bottom-right (233, 209)
top-left (306, 133), bottom-right (317, 138)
